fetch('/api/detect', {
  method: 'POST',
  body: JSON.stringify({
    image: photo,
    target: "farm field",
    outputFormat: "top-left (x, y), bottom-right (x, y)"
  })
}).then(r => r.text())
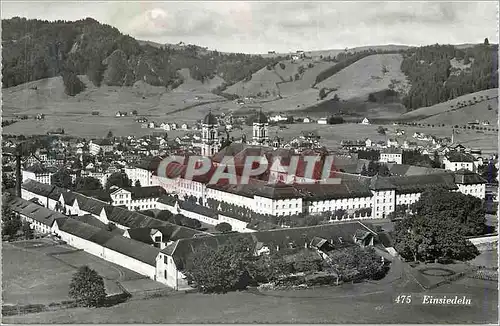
top-left (4, 276), bottom-right (497, 324)
top-left (2, 240), bottom-right (147, 305)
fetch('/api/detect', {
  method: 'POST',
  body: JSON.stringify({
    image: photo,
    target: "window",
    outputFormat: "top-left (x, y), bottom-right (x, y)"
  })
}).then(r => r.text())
top-left (155, 236), bottom-right (161, 242)
top-left (164, 270), bottom-right (167, 279)
top-left (164, 255), bottom-right (168, 264)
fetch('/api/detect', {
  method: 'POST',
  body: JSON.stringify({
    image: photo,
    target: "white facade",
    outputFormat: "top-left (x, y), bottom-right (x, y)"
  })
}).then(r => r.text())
top-left (305, 196), bottom-right (373, 217)
top-left (380, 153), bottom-right (403, 164)
top-left (361, 118), bottom-right (370, 125)
top-left (110, 188), bottom-right (160, 211)
top-left (22, 171), bottom-right (53, 185)
top-left (372, 190), bottom-right (396, 219)
top-left (457, 183), bottom-right (486, 199)
top-left (125, 167), bottom-right (158, 187)
top-left (317, 118), bottom-right (328, 125)
top-left (155, 253), bottom-right (190, 291)
top-left (443, 158), bottom-right (476, 172)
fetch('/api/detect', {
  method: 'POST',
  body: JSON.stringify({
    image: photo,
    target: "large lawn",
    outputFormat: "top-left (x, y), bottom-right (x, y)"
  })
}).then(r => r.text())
top-left (3, 277), bottom-right (497, 324)
top-left (2, 240), bottom-right (147, 305)
top-left (2, 243), bottom-right (75, 305)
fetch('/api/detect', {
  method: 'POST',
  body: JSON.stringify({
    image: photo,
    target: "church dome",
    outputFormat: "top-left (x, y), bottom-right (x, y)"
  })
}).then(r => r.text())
top-left (255, 110), bottom-right (268, 124)
top-left (203, 111), bottom-right (218, 125)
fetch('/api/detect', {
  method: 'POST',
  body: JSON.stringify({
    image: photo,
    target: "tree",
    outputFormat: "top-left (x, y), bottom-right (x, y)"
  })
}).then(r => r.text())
top-left (69, 266), bottom-right (106, 307)
top-left (185, 237), bottom-right (253, 293)
top-left (319, 88), bottom-right (327, 100)
top-left (74, 176), bottom-right (102, 191)
top-left (484, 38), bottom-right (489, 45)
top-left (215, 222), bottom-right (232, 233)
top-left (411, 188), bottom-right (486, 236)
top-left (326, 246), bottom-right (384, 284)
top-left (132, 109), bottom-right (138, 115)
top-left (134, 179), bottom-right (141, 187)
top-left (22, 221), bottom-right (34, 240)
top-left (157, 210), bottom-right (173, 222)
top-left (292, 250), bottom-right (322, 273)
top-left (106, 131), bottom-right (113, 138)
top-left (2, 174), bottom-right (16, 191)
top-left (393, 213), bottom-right (479, 262)
top-left (51, 169), bottom-right (73, 189)
top-left (2, 206), bottom-right (22, 239)
top-left (105, 172), bottom-right (132, 190)
top-left (377, 126), bottom-right (386, 135)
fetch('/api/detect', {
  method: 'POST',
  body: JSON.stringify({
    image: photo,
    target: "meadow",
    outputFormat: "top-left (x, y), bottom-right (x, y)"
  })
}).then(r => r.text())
top-left (3, 276), bottom-right (497, 324)
top-left (2, 240), bottom-right (145, 305)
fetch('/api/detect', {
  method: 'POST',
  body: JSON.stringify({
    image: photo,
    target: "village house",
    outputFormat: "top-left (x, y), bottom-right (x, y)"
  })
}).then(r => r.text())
top-left (22, 164), bottom-right (55, 185)
top-left (89, 139), bottom-right (114, 156)
top-left (443, 152), bottom-right (479, 172)
top-left (303, 117), bottom-right (311, 123)
top-left (109, 186), bottom-right (166, 211)
top-left (379, 148), bottom-right (403, 164)
top-left (269, 114), bottom-right (288, 123)
top-left (125, 156), bottom-right (163, 187)
top-left (454, 169), bottom-right (486, 199)
top-left (115, 111), bottom-right (128, 117)
top-left (360, 118), bottom-right (370, 125)
top-left (386, 138), bottom-right (399, 148)
top-left (317, 117), bottom-right (328, 125)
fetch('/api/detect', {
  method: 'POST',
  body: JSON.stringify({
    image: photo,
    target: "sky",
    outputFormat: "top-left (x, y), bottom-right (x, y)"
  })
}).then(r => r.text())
top-left (2, 1), bottom-right (498, 54)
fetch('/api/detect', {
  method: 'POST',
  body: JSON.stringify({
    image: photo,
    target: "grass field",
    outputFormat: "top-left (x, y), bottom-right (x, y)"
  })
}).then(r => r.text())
top-left (2, 75), bottom-right (224, 119)
top-left (2, 243), bottom-right (76, 305)
top-left (3, 276), bottom-right (497, 324)
top-left (315, 53), bottom-right (409, 100)
top-left (400, 88), bottom-right (499, 125)
top-left (2, 240), bottom-right (147, 305)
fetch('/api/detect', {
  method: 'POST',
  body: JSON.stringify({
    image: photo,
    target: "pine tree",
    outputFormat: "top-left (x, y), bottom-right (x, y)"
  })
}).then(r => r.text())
top-left (69, 266), bottom-right (106, 307)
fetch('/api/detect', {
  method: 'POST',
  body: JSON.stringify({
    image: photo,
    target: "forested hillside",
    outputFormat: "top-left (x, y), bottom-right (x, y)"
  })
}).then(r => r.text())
top-left (401, 41), bottom-right (498, 110)
top-left (2, 17), bottom-right (281, 95)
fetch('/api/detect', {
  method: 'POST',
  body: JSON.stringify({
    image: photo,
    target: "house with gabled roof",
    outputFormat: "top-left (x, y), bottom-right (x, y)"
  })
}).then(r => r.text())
top-left (109, 186), bottom-right (166, 211)
top-left (453, 169), bottom-right (486, 199)
top-left (443, 151), bottom-right (479, 172)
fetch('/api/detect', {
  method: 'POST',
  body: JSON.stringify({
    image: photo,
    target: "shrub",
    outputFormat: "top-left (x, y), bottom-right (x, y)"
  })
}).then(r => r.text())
top-left (215, 222), bottom-right (232, 233)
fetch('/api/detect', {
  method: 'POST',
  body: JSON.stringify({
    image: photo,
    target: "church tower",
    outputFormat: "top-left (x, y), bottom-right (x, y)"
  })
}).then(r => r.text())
top-left (252, 109), bottom-right (269, 146)
top-left (201, 110), bottom-right (219, 157)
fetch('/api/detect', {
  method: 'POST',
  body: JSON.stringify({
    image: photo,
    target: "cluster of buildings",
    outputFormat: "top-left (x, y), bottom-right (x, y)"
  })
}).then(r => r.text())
top-left (10, 178), bottom-right (380, 290)
top-left (122, 111), bottom-right (487, 222)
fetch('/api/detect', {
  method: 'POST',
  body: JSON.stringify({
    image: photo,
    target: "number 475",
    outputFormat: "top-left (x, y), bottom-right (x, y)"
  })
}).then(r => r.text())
top-left (395, 295), bottom-right (412, 304)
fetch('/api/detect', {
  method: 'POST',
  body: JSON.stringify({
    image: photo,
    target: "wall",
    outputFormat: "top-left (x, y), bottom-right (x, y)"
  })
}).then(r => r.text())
top-left (54, 224), bottom-right (156, 280)
top-left (468, 235), bottom-right (498, 251)
top-left (155, 253), bottom-right (190, 290)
